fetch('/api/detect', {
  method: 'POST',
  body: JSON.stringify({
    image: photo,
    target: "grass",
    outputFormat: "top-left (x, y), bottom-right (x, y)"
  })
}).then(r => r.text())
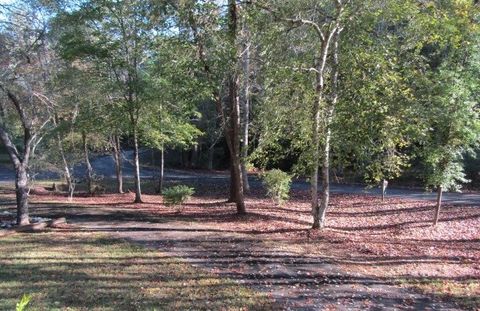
top-left (0, 232), bottom-right (273, 311)
top-left (399, 278), bottom-right (480, 310)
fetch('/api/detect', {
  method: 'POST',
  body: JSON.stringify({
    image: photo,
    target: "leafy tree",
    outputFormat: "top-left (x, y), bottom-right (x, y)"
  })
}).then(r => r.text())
top-left (419, 69), bottom-right (479, 225)
top-left (334, 0), bottom-right (421, 199)
top-left (138, 34), bottom-right (202, 192)
top-left (179, 0), bottom-right (249, 214)
top-left (411, 0), bottom-right (480, 225)
top-left (253, 0), bottom-right (352, 228)
top-left (252, 0), bottom-right (479, 229)
top-left (56, 0), bottom-right (171, 203)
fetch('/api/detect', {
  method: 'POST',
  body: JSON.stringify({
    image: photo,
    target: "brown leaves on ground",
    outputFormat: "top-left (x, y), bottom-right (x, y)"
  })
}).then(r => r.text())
top-left (23, 186), bottom-right (480, 307)
top-left (28, 188), bottom-right (480, 272)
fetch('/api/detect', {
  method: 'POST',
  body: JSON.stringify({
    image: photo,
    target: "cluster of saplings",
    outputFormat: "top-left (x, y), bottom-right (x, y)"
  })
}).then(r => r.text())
top-left (0, 0), bottom-right (478, 229)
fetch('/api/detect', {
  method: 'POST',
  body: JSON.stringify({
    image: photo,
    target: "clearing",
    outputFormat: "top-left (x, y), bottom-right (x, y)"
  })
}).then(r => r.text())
top-left (0, 180), bottom-right (479, 310)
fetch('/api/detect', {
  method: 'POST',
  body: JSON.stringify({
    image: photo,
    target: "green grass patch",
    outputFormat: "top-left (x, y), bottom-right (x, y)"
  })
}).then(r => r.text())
top-left (399, 278), bottom-right (480, 310)
top-left (0, 232), bottom-right (272, 310)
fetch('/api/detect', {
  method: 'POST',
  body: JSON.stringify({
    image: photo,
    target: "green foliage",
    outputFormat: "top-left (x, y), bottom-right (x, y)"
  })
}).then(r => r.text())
top-left (252, 0), bottom-right (480, 192)
top-left (423, 153), bottom-right (469, 192)
top-left (16, 294), bottom-right (31, 311)
top-left (262, 169), bottom-right (292, 205)
top-left (162, 185), bottom-right (195, 206)
top-left (140, 37), bottom-right (203, 152)
top-left (2, 0), bottom-right (479, 201)
top-left (417, 55), bottom-right (480, 191)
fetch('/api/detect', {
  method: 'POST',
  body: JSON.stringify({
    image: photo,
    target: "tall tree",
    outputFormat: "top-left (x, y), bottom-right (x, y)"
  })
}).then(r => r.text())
top-left (254, 0), bottom-right (350, 228)
top-left (141, 36), bottom-right (202, 193)
top-left (179, 0), bottom-right (248, 214)
top-left (0, 1), bottom-right (53, 224)
top-left (56, 0), bottom-right (173, 203)
top-left (334, 0), bottom-right (421, 200)
top-left (410, 0), bottom-right (480, 225)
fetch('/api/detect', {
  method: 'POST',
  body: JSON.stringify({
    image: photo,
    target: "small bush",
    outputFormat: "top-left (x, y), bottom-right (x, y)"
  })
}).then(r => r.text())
top-left (262, 169), bottom-right (292, 205)
top-left (162, 185), bottom-right (195, 207)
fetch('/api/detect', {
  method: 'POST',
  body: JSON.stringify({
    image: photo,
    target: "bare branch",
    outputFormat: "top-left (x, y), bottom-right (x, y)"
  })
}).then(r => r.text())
top-left (282, 66), bottom-right (320, 74)
top-left (0, 125), bottom-right (20, 166)
top-left (250, 0), bottom-right (329, 41)
top-left (0, 83), bottom-right (31, 132)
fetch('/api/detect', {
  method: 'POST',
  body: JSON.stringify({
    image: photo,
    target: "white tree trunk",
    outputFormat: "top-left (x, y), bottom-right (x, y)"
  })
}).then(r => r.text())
top-left (157, 147), bottom-right (164, 193)
top-left (15, 163), bottom-right (29, 225)
top-left (132, 126), bottom-right (142, 203)
top-left (82, 132), bottom-right (93, 195)
top-left (433, 185), bottom-right (443, 226)
top-left (57, 134), bottom-right (73, 196)
top-left (112, 134), bottom-right (124, 194)
top-left (313, 27), bottom-right (342, 229)
top-left (240, 24), bottom-right (251, 192)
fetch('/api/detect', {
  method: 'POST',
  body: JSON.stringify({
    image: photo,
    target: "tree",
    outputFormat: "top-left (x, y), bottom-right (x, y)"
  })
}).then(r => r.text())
top-left (420, 69), bottom-right (479, 225)
top-left (179, 0), bottom-right (248, 214)
top-left (141, 37), bottom-right (202, 193)
top-left (56, 0), bottom-right (170, 203)
top-left (45, 58), bottom-right (114, 197)
top-left (252, 0), bottom-right (479, 229)
top-left (333, 0), bottom-right (421, 201)
top-left (0, 1), bottom-right (53, 225)
top-left (253, 0), bottom-right (350, 228)
top-left (410, 0), bottom-right (480, 225)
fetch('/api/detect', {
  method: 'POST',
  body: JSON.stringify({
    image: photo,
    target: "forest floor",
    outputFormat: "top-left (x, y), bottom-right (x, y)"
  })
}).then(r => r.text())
top-left (0, 179), bottom-right (479, 310)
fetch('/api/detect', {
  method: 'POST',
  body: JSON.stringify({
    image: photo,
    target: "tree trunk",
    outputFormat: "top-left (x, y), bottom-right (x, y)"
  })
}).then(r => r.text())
top-left (311, 42), bottom-right (329, 229)
top-left (191, 145), bottom-right (198, 168)
top-left (223, 0), bottom-right (246, 214)
top-left (312, 27), bottom-right (341, 229)
top-left (229, 78), bottom-right (246, 214)
top-left (0, 87), bottom-right (41, 226)
top-left (433, 185), bottom-right (443, 226)
top-left (132, 126), bottom-right (143, 203)
top-left (207, 145), bottom-right (215, 170)
top-left (317, 122), bottom-right (332, 228)
top-left (240, 24), bottom-right (251, 193)
top-left (82, 132), bottom-right (93, 195)
top-left (157, 147), bottom-right (164, 194)
top-left (15, 164), bottom-right (29, 226)
top-left (188, 3), bottom-right (244, 213)
top-left (240, 104), bottom-right (250, 192)
top-left (112, 134), bottom-right (124, 194)
top-left (311, 101), bottom-right (321, 229)
top-left (57, 134), bottom-right (73, 196)
top-left (381, 179), bottom-right (388, 202)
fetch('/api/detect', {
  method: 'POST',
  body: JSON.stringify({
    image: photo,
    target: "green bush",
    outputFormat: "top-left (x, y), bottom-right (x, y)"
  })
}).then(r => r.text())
top-left (262, 169), bottom-right (292, 205)
top-left (162, 185), bottom-right (195, 206)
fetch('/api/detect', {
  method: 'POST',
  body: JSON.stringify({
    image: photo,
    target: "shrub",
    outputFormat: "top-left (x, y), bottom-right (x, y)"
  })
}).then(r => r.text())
top-left (262, 169), bottom-right (292, 205)
top-left (162, 185), bottom-right (195, 207)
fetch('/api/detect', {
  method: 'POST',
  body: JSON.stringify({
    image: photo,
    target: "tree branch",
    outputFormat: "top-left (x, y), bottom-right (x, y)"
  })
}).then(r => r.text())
top-left (0, 125), bottom-right (20, 167)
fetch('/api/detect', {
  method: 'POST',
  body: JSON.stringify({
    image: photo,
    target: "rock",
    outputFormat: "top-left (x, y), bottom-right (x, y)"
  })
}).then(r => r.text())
top-left (47, 217), bottom-right (67, 228)
top-left (0, 221), bottom-right (15, 229)
top-left (30, 217), bottom-right (52, 223)
top-left (16, 222), bottom-right (48, 232)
